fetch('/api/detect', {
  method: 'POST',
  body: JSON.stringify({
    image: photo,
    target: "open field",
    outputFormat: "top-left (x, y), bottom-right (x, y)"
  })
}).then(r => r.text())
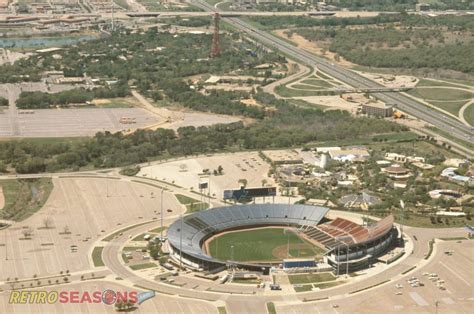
top-left (0, 177), bottom-right (182, 279)
top-left (0, 178), bottom-right (53, 221)
top-left (207, 227), bottom-right (321, 262)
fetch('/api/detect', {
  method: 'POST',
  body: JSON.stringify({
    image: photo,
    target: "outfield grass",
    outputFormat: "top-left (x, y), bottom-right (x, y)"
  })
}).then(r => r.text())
top-left (288, 272), bottom-right (336, 284)
top-left (0, 178), bottom-right (53, 221)
top-left (92, 247), bottom-right (104, 267)
top-left (130, 262), bottom-right (157, 270)
top-left (208, 228), bottom-right (322, 262)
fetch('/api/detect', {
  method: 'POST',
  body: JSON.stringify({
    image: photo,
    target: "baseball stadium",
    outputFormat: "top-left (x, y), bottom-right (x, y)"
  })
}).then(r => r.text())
top-left (167, 204), bottom-right (397, 273)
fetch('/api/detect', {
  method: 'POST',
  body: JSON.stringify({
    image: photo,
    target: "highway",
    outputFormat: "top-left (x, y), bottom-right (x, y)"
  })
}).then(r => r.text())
top-left (190, 0), bottom-right (473, 150)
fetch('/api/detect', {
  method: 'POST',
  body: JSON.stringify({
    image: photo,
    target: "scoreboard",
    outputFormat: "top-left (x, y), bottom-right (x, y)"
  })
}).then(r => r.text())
top-left (223, 187), bottom-right (277, 200)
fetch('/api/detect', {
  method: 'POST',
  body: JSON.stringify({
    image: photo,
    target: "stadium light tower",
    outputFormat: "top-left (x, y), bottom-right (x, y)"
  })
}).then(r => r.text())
top-left (179, 214), bottom-right (183, 270)
top-left (399, 200), bottom-right (405, 238)
top-left (160, 188), bottom-right (164, 242)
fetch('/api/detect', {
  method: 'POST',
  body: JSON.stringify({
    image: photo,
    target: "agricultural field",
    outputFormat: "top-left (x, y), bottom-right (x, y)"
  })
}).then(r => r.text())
top-left (207, 227), bottom-right (323, 262)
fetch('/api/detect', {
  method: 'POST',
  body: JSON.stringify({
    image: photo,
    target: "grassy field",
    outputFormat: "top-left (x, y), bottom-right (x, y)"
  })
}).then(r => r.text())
top-left (92, 247), bottom-right (104, 267)
top-left (174, 194), bottom-right (209, 213)
top-left (427, 100), bottom-right (468, 116)
top-left (299, 78), bottom-right (334, 88)
top-left (407, 88), bottom-right (472, 102)
top-left (208, 228), bottom-right (322, 262)
top-left (0, 178), bottom-right (53, 221)
top-left (275, 85), bottom-right (336, 97)
top-left (464, 103), bottom-right (474, 126)
top-left (288, 272), bottom-right (336, 284)
top-left (175, 194), bottom-right (199, 205)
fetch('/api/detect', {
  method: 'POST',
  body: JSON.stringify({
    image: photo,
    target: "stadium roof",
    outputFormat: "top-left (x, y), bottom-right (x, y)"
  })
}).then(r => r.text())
top-left (167, 204), bottom-right (329, 264)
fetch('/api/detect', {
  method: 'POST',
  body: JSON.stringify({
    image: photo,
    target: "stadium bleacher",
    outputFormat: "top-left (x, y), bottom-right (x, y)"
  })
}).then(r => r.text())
top-left (167, 204), bottom-right (329, 267)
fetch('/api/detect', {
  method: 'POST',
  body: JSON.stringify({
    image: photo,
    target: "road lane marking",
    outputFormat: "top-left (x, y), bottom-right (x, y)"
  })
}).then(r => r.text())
top-left (439, 261), bottom-right (471, 287)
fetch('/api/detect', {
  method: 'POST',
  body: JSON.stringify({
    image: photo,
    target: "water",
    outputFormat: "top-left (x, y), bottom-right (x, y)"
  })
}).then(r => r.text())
top-left (0, 35), bottom-right (100, 48)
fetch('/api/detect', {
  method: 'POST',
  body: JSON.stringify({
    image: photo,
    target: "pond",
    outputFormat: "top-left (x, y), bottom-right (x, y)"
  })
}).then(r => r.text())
top-left (0, 34), bottom-right (101, 48)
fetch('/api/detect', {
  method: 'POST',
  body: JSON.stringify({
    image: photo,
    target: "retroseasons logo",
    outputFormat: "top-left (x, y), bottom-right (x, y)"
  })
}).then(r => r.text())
top-left (9, 289), bottom-right (155, 305)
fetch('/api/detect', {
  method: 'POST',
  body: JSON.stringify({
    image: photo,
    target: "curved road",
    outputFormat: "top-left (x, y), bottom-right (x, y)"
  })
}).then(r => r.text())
top-left (189, 0), bottom-right (473, 151)
top-left (100, 208), bottom-right (468, 303)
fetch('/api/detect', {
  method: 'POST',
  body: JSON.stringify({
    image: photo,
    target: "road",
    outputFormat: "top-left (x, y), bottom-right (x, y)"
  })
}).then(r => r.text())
top-left (189, 0), bottom-right (473, 151)
top-left (99, 206), bottom-right (468, 305)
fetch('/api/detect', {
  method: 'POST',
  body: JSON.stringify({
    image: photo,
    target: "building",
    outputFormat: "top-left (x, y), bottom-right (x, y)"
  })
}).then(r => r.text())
top-left (338, 191), bottom-right (381, 209)
top-left (283, 258), bottom-right (316, 269)
top-left (167, 204), bottom-right (329, 271)
top-left (361, 103), bottom-right (394, 118)
top-left (428, 189), bottom-right (462, 200)
top-left (443, 158), bottom-right (468, 168)
top-left (416, 3), bottom-right (430, 11)
top-left (329, 148), bottom-right (370, 162)
top-left (262, 150), bottom-right (303, 165)
top-left (383, 166), bottom-right (412, 179)
top-left (384, 153), bottom-right (425, 164)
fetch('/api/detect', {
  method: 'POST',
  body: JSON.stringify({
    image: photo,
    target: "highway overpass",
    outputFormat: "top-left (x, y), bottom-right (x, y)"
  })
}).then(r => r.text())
top-left (190, 0), bottom-right (473, 154)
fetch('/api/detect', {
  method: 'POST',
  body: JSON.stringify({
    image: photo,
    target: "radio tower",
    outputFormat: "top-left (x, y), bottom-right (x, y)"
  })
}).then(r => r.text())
top-left (210, 13), bottom-right (221, 58)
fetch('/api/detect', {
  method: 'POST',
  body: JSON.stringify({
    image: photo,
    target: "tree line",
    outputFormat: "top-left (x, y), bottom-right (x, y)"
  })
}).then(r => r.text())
top-left (16, 84), bottom-right (130, 109)
top-left (0, 91), bottom-right (407, 174)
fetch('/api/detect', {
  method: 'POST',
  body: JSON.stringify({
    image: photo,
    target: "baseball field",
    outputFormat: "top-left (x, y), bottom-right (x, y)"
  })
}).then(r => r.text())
top-left (207, 227), bottom-right (324, 262)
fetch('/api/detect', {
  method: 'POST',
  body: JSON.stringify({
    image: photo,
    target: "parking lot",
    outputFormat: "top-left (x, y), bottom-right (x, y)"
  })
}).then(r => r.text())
top-left (275, 239), bottom-right (473, 313)
top-left (0, 177), bottom-right (182, 280)
top-left (138, 152), bottom-right (277, 201)
top-left (0, 281), bottom-right (218, 314)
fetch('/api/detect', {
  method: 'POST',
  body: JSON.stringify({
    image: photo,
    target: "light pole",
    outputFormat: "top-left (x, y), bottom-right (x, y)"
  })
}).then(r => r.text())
top-left (399, 200), bottom-right (405, 239)
top-left (160, 188), bottom-right (164, 242)
top-left (179, 214), bottom-right (183, 271)
top-left (335, 236), bottom-right (350, 277)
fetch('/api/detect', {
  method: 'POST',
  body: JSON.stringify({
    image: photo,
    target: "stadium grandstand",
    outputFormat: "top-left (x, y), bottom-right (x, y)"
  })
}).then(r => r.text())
top-left (167, 204), bottom-right (329, 271)
top-left (302, 215), bottom-right (396, 272)
top-left (167, 204), bottom-right (396, 273)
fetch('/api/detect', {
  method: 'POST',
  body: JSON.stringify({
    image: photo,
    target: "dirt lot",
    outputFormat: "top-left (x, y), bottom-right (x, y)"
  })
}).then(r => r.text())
top-left (274, 30), bottom-right (356, 68)
top-left (0, 177), bottom-right (182, 279)
top-left (138, 152), bottom-right (276, 200)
